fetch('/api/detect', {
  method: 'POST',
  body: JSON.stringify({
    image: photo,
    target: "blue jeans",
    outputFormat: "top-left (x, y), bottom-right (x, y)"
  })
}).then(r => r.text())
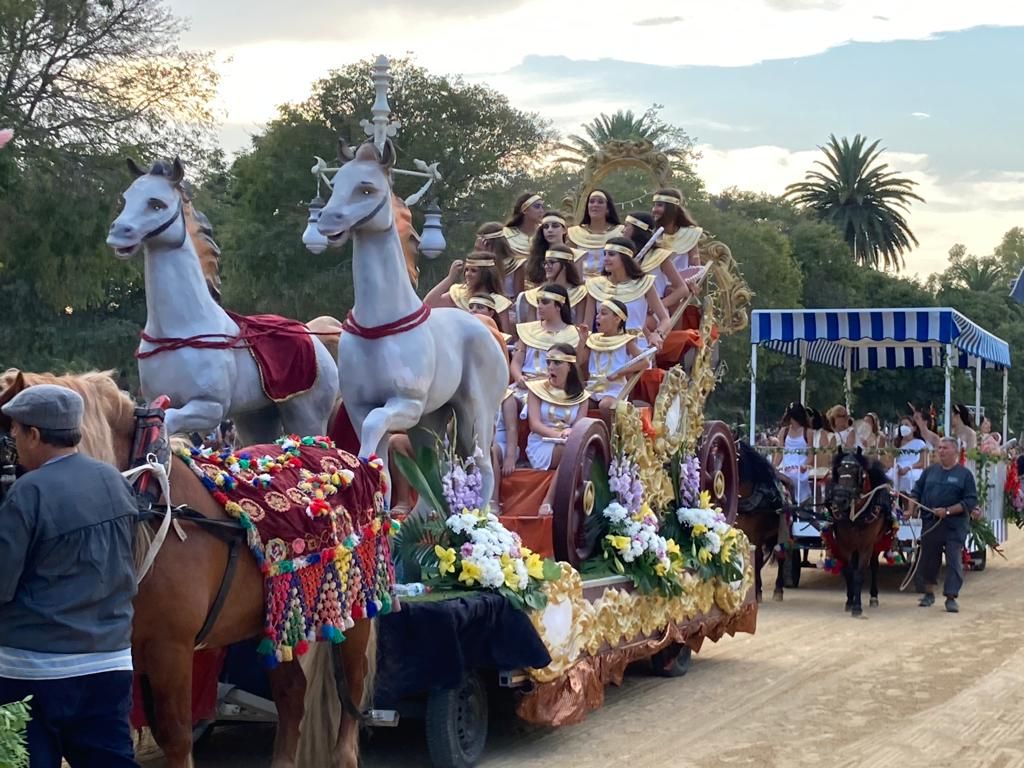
top-left (920, 517), bottom-right (966, 598)
top-left (0, 671), bottom-right (138, 768)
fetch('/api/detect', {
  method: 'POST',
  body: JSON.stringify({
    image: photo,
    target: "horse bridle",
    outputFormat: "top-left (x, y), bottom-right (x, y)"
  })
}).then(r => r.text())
top-left (142, 196), bottom-right (188, 250)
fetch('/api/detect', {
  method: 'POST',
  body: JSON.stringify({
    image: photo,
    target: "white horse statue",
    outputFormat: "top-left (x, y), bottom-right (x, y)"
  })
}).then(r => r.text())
top-left (106, 157), bottom-right (340, 443)
top-left (317, 139), bottom-right (508, 505)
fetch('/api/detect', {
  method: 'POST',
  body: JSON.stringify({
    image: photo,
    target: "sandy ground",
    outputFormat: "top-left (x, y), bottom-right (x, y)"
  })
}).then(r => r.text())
top-left (143, 526), bottom-right (1024, 768)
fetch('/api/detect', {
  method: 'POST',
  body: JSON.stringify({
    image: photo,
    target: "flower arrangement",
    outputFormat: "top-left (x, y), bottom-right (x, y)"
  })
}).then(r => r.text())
top-left (600, 501), bottom-right (685, 596)
top-left (0, 697), bottom-right (30, 768)
top-left (676, 454), bottom-right (701, 509)
top-left (393, 432), bottom-right (560, 611)
top-left (607, 454), bottom-right (644, 513)
top-left (667, 491), bottom-right (745, 583)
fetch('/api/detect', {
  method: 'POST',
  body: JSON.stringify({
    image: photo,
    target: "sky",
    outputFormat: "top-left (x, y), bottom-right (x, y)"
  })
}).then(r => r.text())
top-left (166, 0), bottom-right (1024, 279)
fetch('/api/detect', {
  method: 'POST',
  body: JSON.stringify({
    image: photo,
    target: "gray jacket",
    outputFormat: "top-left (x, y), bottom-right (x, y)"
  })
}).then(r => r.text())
top-left (0, 453), bottom-right (138, 653)
top-left (911, 462), bottom-right (978, 536)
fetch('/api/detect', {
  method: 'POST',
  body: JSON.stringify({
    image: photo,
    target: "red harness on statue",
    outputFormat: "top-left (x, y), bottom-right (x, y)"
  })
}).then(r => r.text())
top-left (341, 304), bottom-right (431, 339)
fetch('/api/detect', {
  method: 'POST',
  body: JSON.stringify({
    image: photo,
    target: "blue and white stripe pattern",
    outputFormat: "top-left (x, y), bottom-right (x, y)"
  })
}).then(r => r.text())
top-left (751, 308), bottom-right (1011, 371)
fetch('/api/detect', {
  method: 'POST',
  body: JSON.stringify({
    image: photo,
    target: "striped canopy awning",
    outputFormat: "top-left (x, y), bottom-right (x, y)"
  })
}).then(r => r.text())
top-left (751, 308), bottom-right (1011, 371)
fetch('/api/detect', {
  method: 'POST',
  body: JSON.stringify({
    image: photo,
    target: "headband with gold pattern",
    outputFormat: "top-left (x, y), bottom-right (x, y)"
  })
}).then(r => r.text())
top-left (544, 249), bottom-right (575, 262)
top-left (537, 290), bottom-right (567, 305)
top-left (653, 193), bottom-right (682, 205)
top-left (519, 194), bottom-right (542, 213)
top-left (546, 351), bottom-right (576, 364)
top-left (479, 230), bottom-right (505, 241)
top-left (601, 300), bottom-right (627, 322)
top-left (541, 214), bottom-right (566, 225)
top-left (468, 295), bottom-right (497, 310)
top-left (465, 255), bottom-right (496, 268)
top-left (625, 215), bottom-right (650, 231)
top-left (604, 243), bottom-right (635, 258)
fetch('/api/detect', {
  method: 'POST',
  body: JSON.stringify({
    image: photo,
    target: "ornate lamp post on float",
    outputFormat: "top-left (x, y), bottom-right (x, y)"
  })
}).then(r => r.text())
top-left (301, 55), bottom-right (446, 259)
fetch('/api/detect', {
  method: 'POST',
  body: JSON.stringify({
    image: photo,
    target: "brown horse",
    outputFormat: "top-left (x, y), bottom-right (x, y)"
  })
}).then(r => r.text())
top-left (825, 448), bottom-right (892, 617)
top-left (734, 440), bottom-right (795, 602)
top-left (0, 369), bottom-right (375, 768)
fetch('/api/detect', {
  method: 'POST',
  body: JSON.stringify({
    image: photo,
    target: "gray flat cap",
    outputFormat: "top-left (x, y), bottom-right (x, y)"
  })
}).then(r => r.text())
top-left (1, 385), bottom-right (84, 431)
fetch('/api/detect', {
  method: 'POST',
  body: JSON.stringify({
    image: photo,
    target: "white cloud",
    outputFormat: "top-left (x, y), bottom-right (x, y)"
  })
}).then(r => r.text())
top-left (696, 144), bottom-right (1024, 278)
top-left (912, 112), bottom-right (931, 119)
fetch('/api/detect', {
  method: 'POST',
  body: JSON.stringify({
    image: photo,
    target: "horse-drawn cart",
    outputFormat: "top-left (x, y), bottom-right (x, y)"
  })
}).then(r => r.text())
top-left (748, 306), bottom-right (1013, 570)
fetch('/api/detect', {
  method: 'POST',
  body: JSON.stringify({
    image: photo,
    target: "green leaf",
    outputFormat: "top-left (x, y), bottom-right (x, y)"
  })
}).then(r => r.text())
top-left (393, 450), bottom-right (445, 514)
top-left (524, 588), bottom-right (548, 612)
top-left (542, 559), bottom-right (562, 580)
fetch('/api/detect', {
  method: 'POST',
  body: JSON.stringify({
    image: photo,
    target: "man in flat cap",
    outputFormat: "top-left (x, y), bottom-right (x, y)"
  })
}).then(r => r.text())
top-left (0, 385), bottom-right (139, 767)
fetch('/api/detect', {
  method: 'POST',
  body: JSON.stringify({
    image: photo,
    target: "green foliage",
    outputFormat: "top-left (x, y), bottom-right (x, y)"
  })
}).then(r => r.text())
top-left (785, 134), bottom-right (923, 272)
top-left (0, 697), bottom-right (31, 768)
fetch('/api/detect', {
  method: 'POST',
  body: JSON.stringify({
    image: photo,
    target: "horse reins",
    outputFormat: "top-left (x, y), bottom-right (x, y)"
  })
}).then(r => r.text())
top-left (143, 197), bottom-right (188, 250)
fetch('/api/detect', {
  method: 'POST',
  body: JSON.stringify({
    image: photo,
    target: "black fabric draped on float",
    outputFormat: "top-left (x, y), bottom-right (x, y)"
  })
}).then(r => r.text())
top-left (374, 592), bottom-right (551, 704)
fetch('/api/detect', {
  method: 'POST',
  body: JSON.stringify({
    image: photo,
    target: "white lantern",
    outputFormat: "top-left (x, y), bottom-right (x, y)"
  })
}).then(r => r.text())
top-left (418, 200), bottom-right (445, 259)
top-left (302, 196), bottom-right (329, 255)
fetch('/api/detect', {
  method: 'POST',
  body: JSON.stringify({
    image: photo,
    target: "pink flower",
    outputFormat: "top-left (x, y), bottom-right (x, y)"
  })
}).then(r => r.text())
top-left (0, 129), bottom-right (12, 149)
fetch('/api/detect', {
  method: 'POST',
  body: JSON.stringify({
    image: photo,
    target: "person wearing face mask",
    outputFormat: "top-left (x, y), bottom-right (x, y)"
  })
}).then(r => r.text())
top-left (889, 416), bottom-right (928, 496)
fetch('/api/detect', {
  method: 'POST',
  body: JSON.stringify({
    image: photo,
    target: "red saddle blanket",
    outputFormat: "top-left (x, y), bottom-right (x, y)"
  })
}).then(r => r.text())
top-left (226, 311), bottom-right (318, 402)
top-left (174, 436), bottom-right (397, 664)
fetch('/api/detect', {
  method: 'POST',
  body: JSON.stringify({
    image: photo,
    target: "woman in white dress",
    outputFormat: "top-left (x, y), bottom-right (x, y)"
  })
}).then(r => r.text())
top-left (622, 211), bottom-right (690, 318)
top-left (423, 252), bottom-right (512, 333)
top-left (567, 189), bottom-right (625, 280)
top-left (524, 212), bottom-right (582, 289)
top-left (525, 342), bottom-right (590, 515)
top-left (775, 402), bottom-right (813, 505)
top-left (576, 298), bottom-right (647, 418)
top-left (500, 192), bottom-right (545, 298)
top-left (582, 237), bottom-right (676, 351)
top-left (888, 416), bottom-right (928, 497)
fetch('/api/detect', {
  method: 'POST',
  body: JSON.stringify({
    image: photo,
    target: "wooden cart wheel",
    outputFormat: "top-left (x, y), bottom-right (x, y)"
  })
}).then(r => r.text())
top-left (552, 418), bottom-right (610, 566)
top-left (699, 421), bottom-right (739, 524)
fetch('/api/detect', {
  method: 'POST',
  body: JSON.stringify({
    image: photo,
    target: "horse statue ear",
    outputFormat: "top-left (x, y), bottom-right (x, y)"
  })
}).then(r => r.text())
top-left (170, 157), bottom-right (185, 185)
top-left (379, 138), bottom-right (396, 169)
top-left (337, 138), bottom-right (356, 165)
top-left (354, 141), bottom-right (380, 163)
top-left (127, 157), bottom-right (146, 177)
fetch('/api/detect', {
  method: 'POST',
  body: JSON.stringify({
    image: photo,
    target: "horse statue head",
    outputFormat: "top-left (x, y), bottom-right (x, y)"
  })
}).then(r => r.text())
top-left (828, 447), bottom-right (891, 523)
top-left (317, 139), bottom-right (396, 248)
top-left (107, 157), bottom-right (188, 259)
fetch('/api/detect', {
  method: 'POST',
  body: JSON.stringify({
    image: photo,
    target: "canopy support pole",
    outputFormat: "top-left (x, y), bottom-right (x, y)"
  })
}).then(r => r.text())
top-left (943, 343), bottom-right (953, 436)
top-left (799, 342), bottom-right (807, 405)
top-left (844, 353), bottom-right (852, 411)
top-left (749, 344), bottom-right (758, 445)
top-left (974, 357), bottom-right (983, 429)
top-left (1003, 368), bottom-right (1009, 445)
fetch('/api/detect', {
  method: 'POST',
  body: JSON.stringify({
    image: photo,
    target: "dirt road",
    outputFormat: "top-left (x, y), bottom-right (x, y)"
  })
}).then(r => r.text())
top-left (145, 527), bottom-right (1024, 768)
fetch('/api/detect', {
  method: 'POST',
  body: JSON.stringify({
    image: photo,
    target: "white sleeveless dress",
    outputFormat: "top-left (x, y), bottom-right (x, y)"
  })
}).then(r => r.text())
top-left (888, 438), bottom-right (926, 494)
top-left (585, 275), bottom-right (656, 350)
top-left (526, 399), bottom-right (584, 470)
top-left (585, 334), bottom-right (635, 401)
top-left (780, 431), bottom-right (810, 504)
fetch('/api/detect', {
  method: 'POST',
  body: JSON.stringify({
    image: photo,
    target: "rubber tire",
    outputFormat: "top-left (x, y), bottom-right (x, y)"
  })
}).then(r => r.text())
top-left (192, 721), bottom-right (216, 755)
top-left (651, 643), bottom-right (693, 678)
top-left (970, 548), bottom-right (987, 572)
top-left (425, 673), bottom-right (489, 768)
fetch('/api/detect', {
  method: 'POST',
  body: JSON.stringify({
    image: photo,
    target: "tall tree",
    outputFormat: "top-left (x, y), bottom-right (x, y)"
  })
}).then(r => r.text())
top-left (785, 134), bottom-right (923, 272)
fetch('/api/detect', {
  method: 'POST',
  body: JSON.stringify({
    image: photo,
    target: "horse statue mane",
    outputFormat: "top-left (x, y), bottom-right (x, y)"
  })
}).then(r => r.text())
top-left (0, 369), bottom-right (136, 466)
top-left (180, 180), bottom-right (222, 302)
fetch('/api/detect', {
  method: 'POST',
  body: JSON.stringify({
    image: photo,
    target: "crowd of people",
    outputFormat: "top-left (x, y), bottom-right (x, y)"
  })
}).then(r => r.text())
top-left (419, 188), bottom-right (706, 514)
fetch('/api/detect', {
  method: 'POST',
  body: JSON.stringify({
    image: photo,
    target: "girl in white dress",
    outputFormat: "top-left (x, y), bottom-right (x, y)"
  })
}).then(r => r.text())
top-left (525, 342), bottom-right (590, 515)
top-left (650, 188), bottom-right (702, 277)
top-left (582, 237), bottom-right (676, 351)
top-left (567, 189), bottom-right (625, 280)
top-left (500, 192), bottom-right (544, 299)
top-left (775, 402), bottom-right (812, 505)
top-left (889, 416), bottom-right (928, 496)
top-left (516, 245), bottom-right (587, 324)
top-left (576, 299), bottom-right (646, 418)
top-left (622, 211), bottom-right (690, 317)
top-left (523, 212), bottom-right (584, 290)
top-left (424, 252), bottom-right (513, 333)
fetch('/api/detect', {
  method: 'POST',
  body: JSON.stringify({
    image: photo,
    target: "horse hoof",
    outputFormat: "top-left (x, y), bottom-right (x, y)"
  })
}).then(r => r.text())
top-left (755, 592), bottom-right (763, 604)
top-left (772, 591), bottom-right (783, 602)
top-left (852, 608), bottom-right (863, 617)
top-left (844, 602), bottom-right (853, 612)
top-left (869, 597), bottom-right (879, 607)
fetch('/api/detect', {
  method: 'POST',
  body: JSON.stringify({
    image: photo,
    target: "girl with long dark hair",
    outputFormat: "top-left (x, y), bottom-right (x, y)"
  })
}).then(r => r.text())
top-left (568, 189), bottom-right (624, 279)
top-left (517, 245), bottom-right (586, 323)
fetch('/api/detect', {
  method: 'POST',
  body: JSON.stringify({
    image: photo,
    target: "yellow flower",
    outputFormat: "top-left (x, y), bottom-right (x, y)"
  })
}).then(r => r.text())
top-left (459, 559), bottom-right (483, 586)
top-left (655, 562), bottom-right (667, 576)
top-left (692, 523), bottom-right (708, 537)
top-left (434, 545), bottom-right (457, 576)
top-left (698, 547), bottom-right (713, 564)
top-left (525, 552), bottom-right (545, 580)
top-left (521, 547), bottom-right (533, 558)
top-left (699, 490), bottom-right (712, 509)
top-left (666, 539), bottom-right (680, 556)
top-left (502, 561), bottom-right (519, 589)
top-left (606, 534), bottom-right (631, 553)
top-left (639, 502), bottom-right (653, 518)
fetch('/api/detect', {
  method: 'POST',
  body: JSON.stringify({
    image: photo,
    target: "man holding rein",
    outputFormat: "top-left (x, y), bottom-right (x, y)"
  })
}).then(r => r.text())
top-left (910, 436), bottom-right (977, 613)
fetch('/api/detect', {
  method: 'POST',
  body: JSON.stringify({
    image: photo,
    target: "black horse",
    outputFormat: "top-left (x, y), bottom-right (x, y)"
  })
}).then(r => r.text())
top-left (735, 441), bottom-right (795, 602)
top-left (826, 449), bottom-right (893, 617)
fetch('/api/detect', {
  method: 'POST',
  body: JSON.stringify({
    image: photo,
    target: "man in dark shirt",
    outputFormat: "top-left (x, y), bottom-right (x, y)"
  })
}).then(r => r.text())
top-left (910, 437), bottom-right (978, 613)
top-left (0, 385), bottom-right (139, 767)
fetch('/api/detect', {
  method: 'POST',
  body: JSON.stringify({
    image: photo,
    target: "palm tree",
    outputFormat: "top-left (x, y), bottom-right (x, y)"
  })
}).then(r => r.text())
top-left (785, 134), bottom-right (924, 271)
top-left (948, 255), bottom-right (1006, 293)
top-left (556, 107), bottom-right (691, 166)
